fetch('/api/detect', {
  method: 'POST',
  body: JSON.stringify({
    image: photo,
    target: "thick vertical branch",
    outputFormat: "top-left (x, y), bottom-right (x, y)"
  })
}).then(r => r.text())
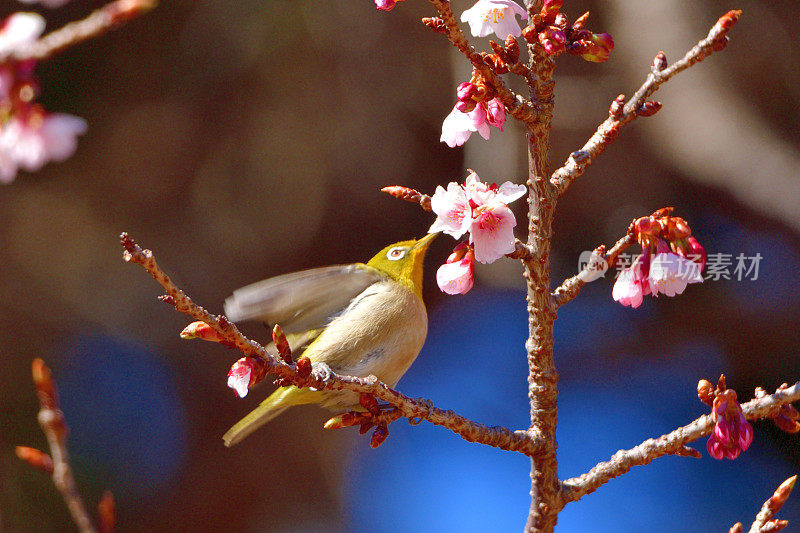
top-left (523, 28), bottom-right (561, 532)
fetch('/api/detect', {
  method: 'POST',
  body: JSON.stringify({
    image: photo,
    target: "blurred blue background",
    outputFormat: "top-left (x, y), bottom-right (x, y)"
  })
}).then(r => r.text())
top-left (1, 0), bottom-right (798, 531)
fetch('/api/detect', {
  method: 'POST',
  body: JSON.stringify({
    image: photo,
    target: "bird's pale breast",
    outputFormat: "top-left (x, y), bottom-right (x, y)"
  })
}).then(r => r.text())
top-left (303, 280), bottom-right (428, 408)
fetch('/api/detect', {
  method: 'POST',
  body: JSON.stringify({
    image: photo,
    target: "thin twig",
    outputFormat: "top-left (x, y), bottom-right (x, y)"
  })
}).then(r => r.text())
top-left (552, 233), bottom-right (634, 307)
top-left (23, 360), bottom-right (98, 533)
top-left (5, 0), bottom-right (157, 63)
top-left (427, 0), bottom-right (539, 125)
top-left (550, 10), bottom-right (742, 196)
top-left (560, 381), bottom-right (800, 508)
top-left (120, 233), bottom-right (544, 456)
top-left (747, 475), bottom-right (796, 533)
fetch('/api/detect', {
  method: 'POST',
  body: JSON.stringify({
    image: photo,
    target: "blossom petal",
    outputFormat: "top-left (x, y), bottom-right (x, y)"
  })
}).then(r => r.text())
top-left (429, 182), bottom-right (470, 238)
top-left (440, 106), bottom-right (475, 147)
top-left (460, 1), bottom-right (527, 39)
top-left (495, 181), bottom-right (527, 203)
top-left (436, 259), bottom-right (474, 295)
top-left (227, 366), bottom-right (252, 398)
top-left (612, 267), bottom-right (644, 308)
top-left (469, 201), bottom-right (517, 263)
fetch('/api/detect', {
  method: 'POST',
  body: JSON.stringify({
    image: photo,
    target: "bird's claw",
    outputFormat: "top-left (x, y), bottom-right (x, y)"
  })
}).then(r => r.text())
top-left (311, 362), bottom-right (333, 383)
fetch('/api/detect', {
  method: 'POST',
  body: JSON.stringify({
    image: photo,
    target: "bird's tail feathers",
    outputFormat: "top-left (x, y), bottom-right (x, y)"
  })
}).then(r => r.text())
top-left (223, 386), bottom-right (313, 447)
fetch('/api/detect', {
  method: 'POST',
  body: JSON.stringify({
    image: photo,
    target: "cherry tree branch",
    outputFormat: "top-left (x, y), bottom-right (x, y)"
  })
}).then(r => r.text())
top-left (6, 0), bottom-right (156, 63)
top-left (522, 32), bottom-right (560, 533)
top-left (426, 0), bottom-right (539, 124)
top-left (552, 233), bottom-right (634, 307)
top-left (549, 10), bottom-right (742, 196)
top-left (746, 474), bottom-right (796, 533)
top-left (560, 381), bottom-right (800, 508)
top-left (120, 233), bottom-right (544, 456)
top-left (17, 360), bottom-right (105, 533)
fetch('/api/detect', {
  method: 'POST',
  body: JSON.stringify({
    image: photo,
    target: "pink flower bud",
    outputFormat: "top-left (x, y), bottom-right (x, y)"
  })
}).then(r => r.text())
top-left (706, 390), bottom-right (753, 460)
top-left (227, 357), bottom-right (268, 398)
top-left (576, 32), bottom-right (614, 63)
top-left (485, 98), bottom-right (506, 130)
top-left (538, 26), bottom-right (567, 55)
top-left (375, 0), bottom-right (403, 11)
top-left (437, 247), bottom-right (475, 295)
top-left (456, 82), bottom-right (477, 101)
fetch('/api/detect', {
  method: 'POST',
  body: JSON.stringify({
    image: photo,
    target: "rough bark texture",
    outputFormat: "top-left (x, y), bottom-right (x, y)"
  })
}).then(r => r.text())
top-left (523, 38), bottom-right (560, 532)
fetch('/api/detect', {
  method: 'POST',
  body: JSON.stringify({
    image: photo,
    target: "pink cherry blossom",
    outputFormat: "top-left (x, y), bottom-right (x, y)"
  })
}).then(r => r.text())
top-left (0, 13), bottom-right (45, 57)
top-left (461, 0), bottom-right (528, 39)
top-left (0, 113), bottom-right (87, 182)
top-left (612, 251), bottom-right (651, 308)
top-left (429, 172), bottom-right (526, 264)
top-left (648, 242), bottom-right (703, 297)
top-left (429, 181), bottom-right (471, 238)
top-left (469, 200), bottom-right (518, 263)
top-left (437, 244), bottom-right (475, 295)
top-left (440, 103), bottom-right (491, 148)
top-left (441, 97), bottom-right (506, 148)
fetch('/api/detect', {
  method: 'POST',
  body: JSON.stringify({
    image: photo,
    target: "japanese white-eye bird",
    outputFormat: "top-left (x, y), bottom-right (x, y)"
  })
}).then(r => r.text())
top-left (221, 233), bottom-right (437, 446)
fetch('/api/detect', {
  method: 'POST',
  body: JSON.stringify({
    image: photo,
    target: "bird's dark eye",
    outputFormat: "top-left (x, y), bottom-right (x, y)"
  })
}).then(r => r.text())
top-left (387, 247), bottom-right (406, 261)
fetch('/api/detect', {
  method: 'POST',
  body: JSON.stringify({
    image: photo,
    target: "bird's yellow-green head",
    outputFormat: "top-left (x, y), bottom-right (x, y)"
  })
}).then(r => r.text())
top-left (366, 232), bottom-right (437, 300)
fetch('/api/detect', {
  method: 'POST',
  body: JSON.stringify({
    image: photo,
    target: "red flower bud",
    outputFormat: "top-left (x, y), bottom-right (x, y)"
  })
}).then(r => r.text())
top-left (272, 324), bottom-right (292, 364)
top-left (652, 51), bottom-right (667, 72)
top-left (15, 446), bottom-right (54, 473)
top-left (227, 357), bottom-right (268, 398)
top-left (575, 32), bottom-right (614, 63)
top-left (456, 82), bottom-right (477, 102)
top-left (540, 0), bottom-right (563, 25)
top-left (538, 26), bottom-right (567, 55)
top-left (180, 321), bottom-right (226, 343)
top-left (572, 11), bottom-right (590, 31)
top-left (697, 379), bottom-right (714, 406)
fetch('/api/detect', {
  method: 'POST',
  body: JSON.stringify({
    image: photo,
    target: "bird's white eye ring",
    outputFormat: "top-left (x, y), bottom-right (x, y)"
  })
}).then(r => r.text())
top-left (387, 247), bottom-right (406, 261)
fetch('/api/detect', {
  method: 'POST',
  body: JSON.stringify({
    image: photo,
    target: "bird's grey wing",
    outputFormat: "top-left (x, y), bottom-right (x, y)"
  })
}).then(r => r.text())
top-left (223, 264), bottom-right (383, 333)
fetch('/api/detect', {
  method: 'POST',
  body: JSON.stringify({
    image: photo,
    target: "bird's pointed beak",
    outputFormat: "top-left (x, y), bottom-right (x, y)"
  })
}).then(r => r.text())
top-left (413, 232), bottom-right (438, 251)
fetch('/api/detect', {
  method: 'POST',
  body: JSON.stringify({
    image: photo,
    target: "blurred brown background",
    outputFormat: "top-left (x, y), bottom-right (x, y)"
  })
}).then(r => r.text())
top-left (0, 1), bottom-right (798, 531)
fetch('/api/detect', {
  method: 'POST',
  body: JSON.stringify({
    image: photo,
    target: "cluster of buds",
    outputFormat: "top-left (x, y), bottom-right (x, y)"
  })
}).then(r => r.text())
top-left (612, 208), bottom-right (705, 308)
top-left (698, 375), bottom-right (754, 460)
top-left (441, 71), bottom-right (506, 147)
top-left (755, 384), bottom-right (800, 434)
top-left (0, 13), bottom-right (87, 184)
top-left (522, 2), bottom-right (614, 62)
top-left (182, 320), bottom-right (301, 398)
top-left (482, 34), bottom-right (521, 75)
top-left (324, 393), bottom-right (397, 448)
